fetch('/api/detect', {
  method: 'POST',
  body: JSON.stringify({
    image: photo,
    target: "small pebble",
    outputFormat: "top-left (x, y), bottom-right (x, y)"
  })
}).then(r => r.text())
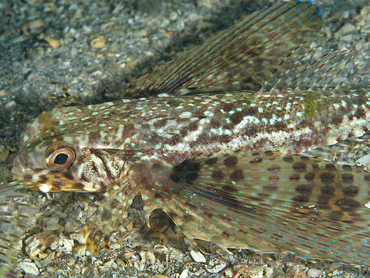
top-left (307, 268), bottom-right (323, 278)
top-left (334, 22), bottom-right (356, 39)
top-left (101, 22), bottom-right (114, 30)
top-left (224, 268), bottom-right (233, 278)
top-left (146, 251), bottom-right (156, 265)
top-left (68, 3), bottom-right (79, 10)
top-left (66, 27), bottom-right (77, 37)
top-left (154, 245), bottom-right (169, 254)
top-left (72, 8), bottom-right (82, 18)
top-left (5, 100), bottom-right (16, 110)
top-left (69, 231), bottom-right (86, 245)
top-left (19, 260), bottom-right (40, 276)
top-left (205, 258), bottom-right (227, 273)
top-left (56, 5), bottom-right (64, 14)
top-left (198, 0), bottom-right (221, 8)
top-left (361, 6), bottom-right (370, 22)
top-left (169, 12), bottom-right (178, 22)
top-left (135, 29), bottom-right (148, 37)
top-left (190, 249), bottom-right (206, 263)
top-left (175, 20), bottom-right (185, 32)
top-left (64, 219), bottom-right (79, 233)
top-left (43, 3), bottom-right (57, 13)
top-left (179, 269), bottom-right (188, 278)
top-left (0, 145), bottom-right (9, 162)
top-left (161, 19), bottom-right (170, 28)
top-left (25, 231), bottom-right (58, 258)
top-left (118, 62), bottom-right (126, 69)
top-left (0, 89), bottom-right (9, 97)
top-left (38, 33), bottom-right (46, 40)
top-left (102, 259), bottom-right (117, 269)
top-left (126, 57), bottom-right (137, 70)
top-left (74, 244), bottom-right (87, 257)
top-left (49, 234), bottom-right (74, 254)
top-left (29, 19), bottom-right (44, 30)
top-left (45, 38), bottom-right (60, 48)
top-left (83, 25), bottom-right (92, 33)
top-left (340, 34), bottom-right (354, 42)
top-left (91, 36), bottom-right (106, 49)
top-left (70, 47), bottom-right (77, 57)
top-left (144, 51), bottom-right (155, 57)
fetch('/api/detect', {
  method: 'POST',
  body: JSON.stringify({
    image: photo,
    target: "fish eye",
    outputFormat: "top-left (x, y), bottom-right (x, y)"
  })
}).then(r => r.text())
top-left (45, 142), bottom-right (75, 170)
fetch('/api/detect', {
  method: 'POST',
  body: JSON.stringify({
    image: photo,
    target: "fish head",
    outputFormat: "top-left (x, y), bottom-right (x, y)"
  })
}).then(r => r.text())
top-left (11, 103), bottom-right (131, 193)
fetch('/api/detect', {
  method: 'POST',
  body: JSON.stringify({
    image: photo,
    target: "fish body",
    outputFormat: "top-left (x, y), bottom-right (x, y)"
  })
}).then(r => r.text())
top-left (12, 88), bottom-right (370, 190)
top-left (7, 0), bottom-right (370, 269)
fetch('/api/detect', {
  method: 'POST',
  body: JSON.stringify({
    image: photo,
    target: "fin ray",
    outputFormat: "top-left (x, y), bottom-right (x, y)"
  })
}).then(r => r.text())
top-left (151, 151), bottom-right (370, 265)
top-left (125, 1), bottom-right (323, 98)
top-left (0, 183), bottom-right (36, 277)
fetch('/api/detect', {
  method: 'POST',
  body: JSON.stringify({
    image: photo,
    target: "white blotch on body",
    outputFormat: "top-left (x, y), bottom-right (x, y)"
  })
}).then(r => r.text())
top-left (233, 116), bottom-right (261, 133)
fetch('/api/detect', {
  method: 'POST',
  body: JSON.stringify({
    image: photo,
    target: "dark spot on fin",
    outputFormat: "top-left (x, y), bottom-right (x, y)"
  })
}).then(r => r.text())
top-left (224, 156), bottom-right (238, 167)
top-left (205, 157), bottom-right (218, 166)
top-left (170, 159), bottom-right (201, 184)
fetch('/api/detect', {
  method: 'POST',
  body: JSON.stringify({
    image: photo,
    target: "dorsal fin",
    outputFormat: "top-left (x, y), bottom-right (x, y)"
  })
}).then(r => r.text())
top-left (263, 47), bottom-right (360, 93)
top-left (124, 0), bottom-right (323, 98)
top-left (301, 133), bottom-right (370, 169)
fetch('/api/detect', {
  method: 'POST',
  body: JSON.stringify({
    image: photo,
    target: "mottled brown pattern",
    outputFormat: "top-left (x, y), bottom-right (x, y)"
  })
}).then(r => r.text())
top-left (292, 162), bottom-right (307, 173)
top-left (205, 157), bottom-right (217, 165)
top-left (267, 164), bottom-right (280, 172)
top-left (342, 185), bottom-right (358, 196)
top-left (304, 172), bottom-right (315, 181)
top-left (211, 170), bottom-right (225, 181)
top-left (289, 173), bottom-right (300, 182)
top-left (319, 172), bottom-right (336, 183)
top-left (341, 173), bottom-right (354, 183)
top-left (250, 157), bottom-right (263, 165)
top-left (230, 169), bottom-right (245, 180)
top-left (283, 156), bottom-right (294, 163)
top-left (224, 156), bottom-right (238, 167)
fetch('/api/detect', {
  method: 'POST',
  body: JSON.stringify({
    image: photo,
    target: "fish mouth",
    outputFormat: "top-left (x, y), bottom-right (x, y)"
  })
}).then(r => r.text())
top-left (10, 173), bottom-right (106, 193)
top-left (10, 159), bottom-right (107, 193)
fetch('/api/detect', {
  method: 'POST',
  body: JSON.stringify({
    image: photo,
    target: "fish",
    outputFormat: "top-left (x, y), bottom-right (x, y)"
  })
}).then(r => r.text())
top-left (3, 0), bottom-right (370, 275)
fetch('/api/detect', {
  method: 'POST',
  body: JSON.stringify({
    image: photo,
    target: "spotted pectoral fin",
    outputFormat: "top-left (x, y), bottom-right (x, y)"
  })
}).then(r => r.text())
top-left (83, 180), bottom-right (142, 254)
top-left (0, 182), bottom-right (37, 277)
top-left (154, 151), bottom-right (370, 265)
top-left (125, 1), bottom-right (323, 98)
top-left (82, 159), bottom-right (181, 253)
